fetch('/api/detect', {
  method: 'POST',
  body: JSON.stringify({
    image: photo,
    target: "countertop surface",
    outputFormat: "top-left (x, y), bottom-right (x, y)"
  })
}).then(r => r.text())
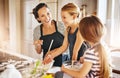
top-left (111, 52), bottom-right (120, 71)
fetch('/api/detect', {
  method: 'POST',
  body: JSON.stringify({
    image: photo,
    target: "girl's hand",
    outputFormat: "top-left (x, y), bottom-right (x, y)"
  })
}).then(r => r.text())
top-left (43, 53), bottom-right (53, 65)
top-left (79, 56), bottom-right (84, 64)
top-left (72, 54), bottom-right (77, 61)
top-left (61, 64), bottom-right (65, 72)
top-left (61, 64), bottom-right (68, 73)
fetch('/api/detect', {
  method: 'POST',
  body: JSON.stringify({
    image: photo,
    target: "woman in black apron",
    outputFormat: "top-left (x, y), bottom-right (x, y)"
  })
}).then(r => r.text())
top-left (40, 20), bottom-right (64, 66)
top-left (33, 3), bottom-right (64, 66)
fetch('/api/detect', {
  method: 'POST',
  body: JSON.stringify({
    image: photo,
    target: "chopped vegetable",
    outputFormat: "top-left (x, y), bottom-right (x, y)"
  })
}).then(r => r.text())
top-left (42, 74), bottom-right (53, 78)
top-left (31, 60), bottom-right (41, 74)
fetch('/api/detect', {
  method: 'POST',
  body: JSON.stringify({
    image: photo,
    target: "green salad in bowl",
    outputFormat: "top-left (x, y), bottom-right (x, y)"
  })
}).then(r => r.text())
top-left (30, 60), bottom-right (54, 77)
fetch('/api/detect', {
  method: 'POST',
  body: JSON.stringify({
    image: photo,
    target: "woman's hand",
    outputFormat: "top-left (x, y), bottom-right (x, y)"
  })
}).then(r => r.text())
top-left (34, 40), bottom-right (43, 54)
top-left (34, 40), bottom-right (43, 46)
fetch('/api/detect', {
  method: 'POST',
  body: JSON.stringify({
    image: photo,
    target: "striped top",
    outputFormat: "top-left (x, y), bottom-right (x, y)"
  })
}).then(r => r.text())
top-left (84, 48), bottom-right (101, 78)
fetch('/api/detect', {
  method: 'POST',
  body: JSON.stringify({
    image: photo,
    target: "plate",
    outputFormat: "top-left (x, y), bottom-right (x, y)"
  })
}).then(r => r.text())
top-left (47, 67), bottom-right (61, 73)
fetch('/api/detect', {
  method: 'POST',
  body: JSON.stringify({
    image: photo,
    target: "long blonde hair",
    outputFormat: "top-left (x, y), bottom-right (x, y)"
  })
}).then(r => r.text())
top-left (79, 15), bottom-right (111, 78)
top-left (61, 3), bottom-right (80, 19)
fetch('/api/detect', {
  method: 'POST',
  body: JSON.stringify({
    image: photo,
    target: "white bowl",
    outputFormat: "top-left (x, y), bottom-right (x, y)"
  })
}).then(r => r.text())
top-left (42, 60), bottom-right (54, 71)
top-left (63, 60), bottom-right (82, 71)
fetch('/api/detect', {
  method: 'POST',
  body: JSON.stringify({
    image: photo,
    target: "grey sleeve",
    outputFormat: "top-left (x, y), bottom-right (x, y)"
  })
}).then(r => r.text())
top-left (33, 26), bottom-right (41, 41)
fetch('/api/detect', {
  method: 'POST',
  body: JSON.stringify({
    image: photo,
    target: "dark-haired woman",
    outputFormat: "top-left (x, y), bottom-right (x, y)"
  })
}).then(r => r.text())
top-left (33, 3), bottom-right (68, 67)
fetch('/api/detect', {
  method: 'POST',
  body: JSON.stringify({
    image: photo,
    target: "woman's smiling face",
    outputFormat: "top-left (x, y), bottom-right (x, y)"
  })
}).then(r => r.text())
top-left (37, 6), bottom-right (52, 24)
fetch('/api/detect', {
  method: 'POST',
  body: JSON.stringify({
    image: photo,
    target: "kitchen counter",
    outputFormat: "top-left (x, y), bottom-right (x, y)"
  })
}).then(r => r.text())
top-left (111, 52), bottom-right (120, 75)
top-left (0, 50), bottom-right (35, 77)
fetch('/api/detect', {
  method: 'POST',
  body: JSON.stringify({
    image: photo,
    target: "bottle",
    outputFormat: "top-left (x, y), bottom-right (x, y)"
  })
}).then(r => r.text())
top-left (0, 64), bottom-right (22, 78)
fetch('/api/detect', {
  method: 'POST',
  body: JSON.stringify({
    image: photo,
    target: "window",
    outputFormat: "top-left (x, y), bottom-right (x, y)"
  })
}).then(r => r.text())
top-left (106, 0), bottom-right (120, 48)
top-left (110, 0), bottom-right (120, 48)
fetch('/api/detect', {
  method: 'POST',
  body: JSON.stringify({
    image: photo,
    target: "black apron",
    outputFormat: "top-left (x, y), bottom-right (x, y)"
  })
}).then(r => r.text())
top-left (40, 20), bottom-right (64, 67)
top-left (68, 28), bottom-right (89, 60)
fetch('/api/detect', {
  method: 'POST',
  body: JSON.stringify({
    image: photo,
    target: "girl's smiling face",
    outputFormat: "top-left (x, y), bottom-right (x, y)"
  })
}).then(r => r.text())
top-left (61, 11), bottom-right (74, 27)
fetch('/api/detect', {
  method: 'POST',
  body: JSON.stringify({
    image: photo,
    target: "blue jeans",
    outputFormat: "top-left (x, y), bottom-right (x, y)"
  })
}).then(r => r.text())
top-left (62, 54), bottom-right (70, 63)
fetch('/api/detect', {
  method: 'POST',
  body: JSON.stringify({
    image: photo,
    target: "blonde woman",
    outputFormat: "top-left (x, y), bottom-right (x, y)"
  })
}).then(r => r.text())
top-left (61, 15), bottom-right (112, 78)
top-left (43, 3), bottom-right (89, 64)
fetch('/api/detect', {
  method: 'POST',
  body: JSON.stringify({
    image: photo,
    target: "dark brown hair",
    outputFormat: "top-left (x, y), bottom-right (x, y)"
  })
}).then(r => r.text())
top-left (33, 3), bottom-right (48, 23)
